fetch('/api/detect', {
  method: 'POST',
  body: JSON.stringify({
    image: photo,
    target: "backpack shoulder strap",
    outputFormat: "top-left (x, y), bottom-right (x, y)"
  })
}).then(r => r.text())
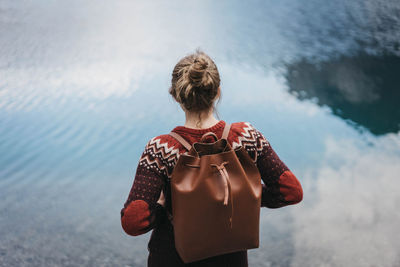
top-left (221, 122), bottom-right (231, 140)
top-left (169, 132), bottom-right (192, 151)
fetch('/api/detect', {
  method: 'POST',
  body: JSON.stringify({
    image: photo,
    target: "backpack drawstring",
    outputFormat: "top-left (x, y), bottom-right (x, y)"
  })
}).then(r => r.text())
top-left (210, 161), bottom-right (233, 228)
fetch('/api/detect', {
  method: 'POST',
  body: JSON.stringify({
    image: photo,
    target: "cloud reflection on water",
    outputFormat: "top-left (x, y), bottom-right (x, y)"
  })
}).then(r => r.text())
top-left (1, 0), bottom-right (400, 266)
top-left (291, 133), bottom-right (400, 267)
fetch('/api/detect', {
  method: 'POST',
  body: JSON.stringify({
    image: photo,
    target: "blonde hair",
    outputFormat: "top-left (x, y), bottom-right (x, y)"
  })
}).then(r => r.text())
top-left (169, 49), bottom-right (221, 125)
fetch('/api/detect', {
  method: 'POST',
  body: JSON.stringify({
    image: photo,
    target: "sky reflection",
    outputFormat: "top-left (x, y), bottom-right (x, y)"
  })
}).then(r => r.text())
top-left (1, 0), bottom-right (399, 266)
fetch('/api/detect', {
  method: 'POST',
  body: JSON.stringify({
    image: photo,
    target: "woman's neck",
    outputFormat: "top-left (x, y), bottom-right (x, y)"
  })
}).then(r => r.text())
top-left (184, 109), bottom-right (220, 129)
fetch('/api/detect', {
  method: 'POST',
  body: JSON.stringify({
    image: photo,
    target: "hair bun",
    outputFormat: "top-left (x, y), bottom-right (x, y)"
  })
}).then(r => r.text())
top-left (188, 56), bottom-right (209, 87)
top-left (169, 49), bottom-right (220, 112)
top-left (193, 57), bottom-right (208, 69)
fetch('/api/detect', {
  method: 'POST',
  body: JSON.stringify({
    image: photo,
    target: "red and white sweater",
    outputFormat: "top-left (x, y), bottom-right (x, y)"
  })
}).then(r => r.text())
top-left (120, 120), bottom-right (303, 256)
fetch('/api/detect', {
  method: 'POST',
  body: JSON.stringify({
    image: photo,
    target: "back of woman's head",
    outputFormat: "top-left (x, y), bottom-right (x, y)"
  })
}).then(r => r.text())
top-left (169, 49), bottom-right (220, 113)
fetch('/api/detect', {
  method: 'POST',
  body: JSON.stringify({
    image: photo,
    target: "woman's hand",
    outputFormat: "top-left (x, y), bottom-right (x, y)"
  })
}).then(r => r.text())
top-left (157, 190), bottom-right (166, 207)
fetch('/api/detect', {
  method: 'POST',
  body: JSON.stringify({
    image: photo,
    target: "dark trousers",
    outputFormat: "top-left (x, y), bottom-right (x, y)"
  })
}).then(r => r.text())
top-left (148, 250), bottom-right (248, 267)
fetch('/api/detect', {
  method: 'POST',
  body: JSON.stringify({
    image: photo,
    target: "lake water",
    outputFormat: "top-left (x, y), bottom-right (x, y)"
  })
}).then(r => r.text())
top-left (1, 1), bottom-right (400, 266)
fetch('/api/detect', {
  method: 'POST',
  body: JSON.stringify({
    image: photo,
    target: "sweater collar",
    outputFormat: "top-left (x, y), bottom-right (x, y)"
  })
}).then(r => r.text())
top-left (171, 120), bottom-right (226, 136)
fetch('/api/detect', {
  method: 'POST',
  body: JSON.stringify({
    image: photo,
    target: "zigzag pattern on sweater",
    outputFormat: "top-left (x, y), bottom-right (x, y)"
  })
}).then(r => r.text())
top-left (138, 122), bottom-right (270, 179)
top-left (230, 122), bottom-right (270, 163)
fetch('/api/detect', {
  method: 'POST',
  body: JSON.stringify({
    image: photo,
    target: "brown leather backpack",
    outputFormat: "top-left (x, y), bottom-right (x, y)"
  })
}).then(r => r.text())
top-left (168, 122), bottom-right (262, 263)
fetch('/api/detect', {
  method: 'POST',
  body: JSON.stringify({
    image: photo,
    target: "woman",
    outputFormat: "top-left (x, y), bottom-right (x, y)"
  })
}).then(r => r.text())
top-left (120, 49), bottom-right (303, 267)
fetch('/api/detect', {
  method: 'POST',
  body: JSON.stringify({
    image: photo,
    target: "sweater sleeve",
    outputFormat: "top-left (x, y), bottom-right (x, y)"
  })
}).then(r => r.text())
top-left (249, 124), bottom-right (303, 208)
top-left (120, 138), bottom-right (167, 236)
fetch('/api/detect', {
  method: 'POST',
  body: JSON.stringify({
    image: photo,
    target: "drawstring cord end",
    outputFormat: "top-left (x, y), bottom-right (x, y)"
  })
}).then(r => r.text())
top-left (211, 161), bottom-right (233, 228)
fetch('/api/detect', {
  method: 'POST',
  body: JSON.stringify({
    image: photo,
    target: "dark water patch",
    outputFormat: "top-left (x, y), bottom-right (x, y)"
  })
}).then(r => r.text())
top-left (285, 52), bottom-right (400, 135)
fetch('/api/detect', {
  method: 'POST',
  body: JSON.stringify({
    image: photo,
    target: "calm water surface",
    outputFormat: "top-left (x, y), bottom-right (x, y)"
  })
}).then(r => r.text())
top-left (1, 1), bottom-right (400, 266)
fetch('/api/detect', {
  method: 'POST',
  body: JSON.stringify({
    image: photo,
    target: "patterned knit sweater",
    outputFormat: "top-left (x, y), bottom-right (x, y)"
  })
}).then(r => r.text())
top-left (120, 120), bottom-right (303, 264)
